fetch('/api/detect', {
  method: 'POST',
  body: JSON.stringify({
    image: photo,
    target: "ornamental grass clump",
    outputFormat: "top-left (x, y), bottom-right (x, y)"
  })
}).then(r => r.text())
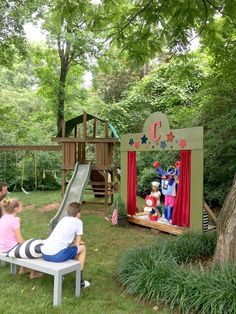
top-left (116, 231), bottom-right (236, 313)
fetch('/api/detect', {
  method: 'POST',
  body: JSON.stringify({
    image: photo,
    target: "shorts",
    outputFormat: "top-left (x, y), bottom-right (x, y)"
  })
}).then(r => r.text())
top-left (165, 195), bottom-right (175, 207)
top-left (42, 245), bottom-right (78, 263)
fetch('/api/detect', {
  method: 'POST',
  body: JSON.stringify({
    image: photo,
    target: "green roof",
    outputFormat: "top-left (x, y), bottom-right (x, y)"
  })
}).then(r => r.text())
top-left (57, 113), bottom-right (119, 139)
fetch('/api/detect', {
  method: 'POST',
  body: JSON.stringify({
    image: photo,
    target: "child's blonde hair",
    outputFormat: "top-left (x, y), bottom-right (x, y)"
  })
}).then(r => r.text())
top-left (1, 198), bottom-right (20, 214)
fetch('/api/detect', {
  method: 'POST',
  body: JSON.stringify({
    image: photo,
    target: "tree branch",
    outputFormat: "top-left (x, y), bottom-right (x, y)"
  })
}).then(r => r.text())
top-left (205, 0), bottom-right (236, 28)
top-left (119, 0), bottom-right (154, 33)
top-left (199, 0), bottom-right (208, 35)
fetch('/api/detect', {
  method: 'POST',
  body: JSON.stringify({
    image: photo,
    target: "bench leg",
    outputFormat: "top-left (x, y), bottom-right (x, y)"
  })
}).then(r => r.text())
top-left (75, 267), bottom-right (81, 297)
top-left (53, 274), bottom-right (62, 307)
top-left (10, 263), bottom-right (17, 275)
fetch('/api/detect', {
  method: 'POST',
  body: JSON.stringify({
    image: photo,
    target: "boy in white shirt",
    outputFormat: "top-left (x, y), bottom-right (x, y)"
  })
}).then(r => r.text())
top-left (41, 202), bottom-right (90, 288)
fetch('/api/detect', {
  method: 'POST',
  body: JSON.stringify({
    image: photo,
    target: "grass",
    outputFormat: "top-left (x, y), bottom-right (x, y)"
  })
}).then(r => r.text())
top-left (0, 191), bottom-right (171, 314)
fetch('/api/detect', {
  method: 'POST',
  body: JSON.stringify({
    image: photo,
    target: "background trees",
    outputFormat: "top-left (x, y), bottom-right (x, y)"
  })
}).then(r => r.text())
top-left (0, 0), bottom-right (235, 207)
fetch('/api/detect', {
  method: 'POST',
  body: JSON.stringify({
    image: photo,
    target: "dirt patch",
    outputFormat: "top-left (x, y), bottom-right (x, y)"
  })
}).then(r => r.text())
top-left (23, 205), bottom-right (36, 210)
top-left (38, 203), bottom-right (60, 212)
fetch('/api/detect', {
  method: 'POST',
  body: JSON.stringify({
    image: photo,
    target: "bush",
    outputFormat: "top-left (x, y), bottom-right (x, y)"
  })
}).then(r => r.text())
top-left (116, 232), bottom-right (236, 313)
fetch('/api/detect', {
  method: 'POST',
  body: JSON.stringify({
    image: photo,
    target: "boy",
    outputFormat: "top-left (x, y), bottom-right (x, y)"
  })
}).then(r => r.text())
top-left (41, 202), bottom-right (90, 288)
top-left (0, 182), bottom-right (8, 218)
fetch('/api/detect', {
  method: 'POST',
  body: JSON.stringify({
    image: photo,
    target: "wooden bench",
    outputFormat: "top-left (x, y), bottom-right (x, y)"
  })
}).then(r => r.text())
top-left (0, 253), bottom-right (81, 307)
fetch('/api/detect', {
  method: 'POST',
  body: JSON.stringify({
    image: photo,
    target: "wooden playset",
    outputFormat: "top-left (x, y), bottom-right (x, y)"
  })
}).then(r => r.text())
top-left (52, 112), bottom-right (120, 207)
top-left (120, 112), bottom-right (204, 235)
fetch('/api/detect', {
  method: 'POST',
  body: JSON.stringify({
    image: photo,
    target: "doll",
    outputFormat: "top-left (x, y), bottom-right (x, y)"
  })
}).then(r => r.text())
top-left (144, 181), bottom-right (162, 220)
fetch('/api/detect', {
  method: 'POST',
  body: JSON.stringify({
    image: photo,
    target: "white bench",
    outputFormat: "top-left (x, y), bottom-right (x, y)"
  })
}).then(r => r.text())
top-left (0, 253), bottom-right (80, 307)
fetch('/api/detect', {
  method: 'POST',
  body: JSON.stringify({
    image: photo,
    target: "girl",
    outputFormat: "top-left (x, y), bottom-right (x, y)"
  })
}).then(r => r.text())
top-left (0, 198), bottom-right (43, 279)
top-left (150, 181), bottom-right (162, 217)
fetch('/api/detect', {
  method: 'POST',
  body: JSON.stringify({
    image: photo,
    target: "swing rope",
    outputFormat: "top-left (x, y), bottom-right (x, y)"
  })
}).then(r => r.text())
top-left (21, 156), bottom-right (31, 195)
top-left (34, 151), bottom-right (37, 190)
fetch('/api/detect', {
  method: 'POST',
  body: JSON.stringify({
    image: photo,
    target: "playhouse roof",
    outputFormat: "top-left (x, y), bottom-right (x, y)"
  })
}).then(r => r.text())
top-left (57, 113), bottom-right (119, 139)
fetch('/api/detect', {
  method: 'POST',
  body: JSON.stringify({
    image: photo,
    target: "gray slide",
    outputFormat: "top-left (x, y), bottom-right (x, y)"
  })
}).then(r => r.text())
top-left (50, 162), bottom-right (91, 229)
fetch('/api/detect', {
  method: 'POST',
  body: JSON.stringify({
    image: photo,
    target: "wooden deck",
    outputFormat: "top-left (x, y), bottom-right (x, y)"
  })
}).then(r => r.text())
top-left (127, 212), bottom-right (186, 236)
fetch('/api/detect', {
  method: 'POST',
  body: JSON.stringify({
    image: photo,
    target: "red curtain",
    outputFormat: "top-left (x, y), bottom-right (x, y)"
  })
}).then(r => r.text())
top-left (172, 150), bottom-right (191, 228)
top-left (127, 152), bottom-right (137, 216)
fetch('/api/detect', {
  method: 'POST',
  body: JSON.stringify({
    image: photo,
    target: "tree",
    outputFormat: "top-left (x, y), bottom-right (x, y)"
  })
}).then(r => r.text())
top-left (40, 0), bottom-right (97, 131)
top-left (214, 174), bottom-right (236, 263)
top-left (31, 44), bottom-right (91, 121)
top-left (92, 47), bottom-right (142, 103)
top-left (0, 0), bottom-right (40, 66)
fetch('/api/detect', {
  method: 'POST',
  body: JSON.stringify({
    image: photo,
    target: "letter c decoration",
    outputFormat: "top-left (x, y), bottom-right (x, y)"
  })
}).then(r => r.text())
top-left (150, 121), bottom-right (161, 142)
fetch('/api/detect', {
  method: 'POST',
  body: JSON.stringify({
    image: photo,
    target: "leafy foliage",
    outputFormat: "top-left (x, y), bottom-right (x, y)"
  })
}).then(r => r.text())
top-left (104, 0), bottom-right (236, 62)
top-left (116, 232), bottom-right (236, 313)
top-left (92, 47), bottom-right (142, 103)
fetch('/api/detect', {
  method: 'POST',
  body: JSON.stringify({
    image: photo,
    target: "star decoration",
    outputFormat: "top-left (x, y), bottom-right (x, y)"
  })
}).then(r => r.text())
top-left (160, 141), bottom-right (167, 149)
top-left (141, 134), bottom-right (148, 144)
top-left (129, 138), bottom-right (134, 146)
top-left (179, 139), bottom-right (187, 149)
top-left (134, 141), bottom-right (140, 149)
top-left (167, 131), bottom-right (175, 142)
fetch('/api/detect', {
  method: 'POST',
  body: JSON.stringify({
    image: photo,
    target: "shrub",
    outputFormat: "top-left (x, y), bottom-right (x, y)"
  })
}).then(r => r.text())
top-left (116, 231), bottom-right (236, 314)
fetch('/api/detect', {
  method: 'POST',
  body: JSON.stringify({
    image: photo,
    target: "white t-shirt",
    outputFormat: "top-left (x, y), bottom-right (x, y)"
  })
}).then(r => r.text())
top-left (41, 216), bottom-right (83, 255)
top-left (150, 191), bottom-right (161, 206)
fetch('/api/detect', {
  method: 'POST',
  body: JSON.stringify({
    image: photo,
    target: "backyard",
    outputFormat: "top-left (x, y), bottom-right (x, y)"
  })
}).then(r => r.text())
top-left (0, 191), bottom-right (169, 314)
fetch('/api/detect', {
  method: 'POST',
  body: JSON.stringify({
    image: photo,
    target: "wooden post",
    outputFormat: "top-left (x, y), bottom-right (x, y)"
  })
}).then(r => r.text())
top-left (74, 125), bottom-right (77, 137)
top-left (93, 118), bottom-right (97, 138)
top-left (74, 125), bottom-right (77, 163)
top-left (62, 119), bottom-right (66, 138)
top-left (105, 121), bottom-right (108, 138)
top-left (61, 119), bottom-right (66, 197)
top-left (62, 170), bottom-right (66, 196)
top-left (83, 112), bottom-right (87, 139)
top-left (105, 171), bottom-right (108, 209)
top-left (120, 151), bottom-right (128, 210)
top-left (111, 168), bottom-right (114, 205)
top-left (190, 150), bottom-right (203, 231)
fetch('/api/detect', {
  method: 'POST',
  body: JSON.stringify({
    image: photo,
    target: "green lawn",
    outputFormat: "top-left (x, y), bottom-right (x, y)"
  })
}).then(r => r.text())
top-left (0, 191), bottom-right (170, 314)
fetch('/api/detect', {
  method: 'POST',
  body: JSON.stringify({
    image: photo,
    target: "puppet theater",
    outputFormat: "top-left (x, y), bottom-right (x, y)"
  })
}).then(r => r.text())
top-left (120, 112), bottom-right (204, 235)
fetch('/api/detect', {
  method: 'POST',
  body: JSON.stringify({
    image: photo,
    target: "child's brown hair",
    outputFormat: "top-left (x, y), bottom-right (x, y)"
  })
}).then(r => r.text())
top-left (0, 182), bottom-right (8, 192)
top-left (67, 202), bottom-right (81, 217)
top-left (1, 198), bottom-right (20, 214)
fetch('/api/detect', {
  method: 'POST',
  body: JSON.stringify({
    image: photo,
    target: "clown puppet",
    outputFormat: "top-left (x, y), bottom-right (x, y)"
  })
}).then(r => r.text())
top-left (153, 161), bottom-right (180, 222)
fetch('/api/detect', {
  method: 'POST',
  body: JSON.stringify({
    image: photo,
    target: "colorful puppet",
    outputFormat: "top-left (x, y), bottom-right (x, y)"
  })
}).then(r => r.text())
top-left (153, 161), bottom-right (180, 222)
top-left (144, 195), bottom-right (159, 221)
top-left (144, 181), bottom-right (162, 221)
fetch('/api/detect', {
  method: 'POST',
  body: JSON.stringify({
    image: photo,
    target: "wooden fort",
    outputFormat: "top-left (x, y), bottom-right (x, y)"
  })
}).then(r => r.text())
top-left (52, 112), bottom-right (120, 208)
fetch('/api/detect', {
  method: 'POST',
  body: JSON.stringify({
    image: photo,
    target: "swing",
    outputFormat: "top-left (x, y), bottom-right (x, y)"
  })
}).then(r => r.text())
top-left (43, 169), bottom-right (57, 179)
top-left (21, 157), bottom-right (31, 194)
top-left (21, 152), bottom-right (38, 195)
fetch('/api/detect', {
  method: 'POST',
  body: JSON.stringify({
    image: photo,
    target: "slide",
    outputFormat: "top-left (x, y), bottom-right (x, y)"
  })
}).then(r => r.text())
top-left (50, 162), bottom-right (91, 229)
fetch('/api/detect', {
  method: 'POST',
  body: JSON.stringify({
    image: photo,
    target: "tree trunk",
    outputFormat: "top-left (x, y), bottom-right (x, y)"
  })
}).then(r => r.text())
top-left (57, 62), bottom-right (68, 132)
top-left (143, 62), bottom-right (149, 76)
top-left (214, 173), bottom-right (236, 263)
